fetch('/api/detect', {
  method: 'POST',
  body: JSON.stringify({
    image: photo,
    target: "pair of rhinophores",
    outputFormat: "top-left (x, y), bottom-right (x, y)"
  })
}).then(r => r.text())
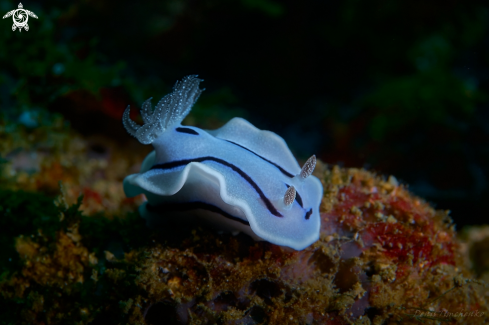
top-left (122, 75), bottom-right (323, 250)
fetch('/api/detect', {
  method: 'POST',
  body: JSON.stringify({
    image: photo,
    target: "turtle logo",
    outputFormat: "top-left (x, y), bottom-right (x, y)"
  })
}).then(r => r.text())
top-left (2, 3), bottom-right (38, 32)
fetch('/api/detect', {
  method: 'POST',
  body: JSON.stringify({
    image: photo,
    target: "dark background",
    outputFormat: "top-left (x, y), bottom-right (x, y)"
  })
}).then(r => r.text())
top-left (1, 0), bottom-right (488, 228)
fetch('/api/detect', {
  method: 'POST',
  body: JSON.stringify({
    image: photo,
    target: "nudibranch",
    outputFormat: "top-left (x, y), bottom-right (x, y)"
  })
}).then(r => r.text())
top-left (122, 75), bottom-right (323, 250)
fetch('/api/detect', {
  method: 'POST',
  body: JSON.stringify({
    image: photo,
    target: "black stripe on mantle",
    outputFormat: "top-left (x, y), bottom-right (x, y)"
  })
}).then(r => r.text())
top-left (224, 139), bottom-right (295, 178)
top-left (305, 208), bottom-right (313, 220)
top-left (146, 201), bottom-right (250, 226)
top-left (150, 156), bottom-right (283, 217)
top-left (176, 127), bottom-right (199, 135)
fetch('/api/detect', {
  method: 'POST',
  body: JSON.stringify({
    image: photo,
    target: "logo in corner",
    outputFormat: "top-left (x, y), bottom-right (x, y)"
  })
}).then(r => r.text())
top-left (3, 3), bottom-right (38, 32)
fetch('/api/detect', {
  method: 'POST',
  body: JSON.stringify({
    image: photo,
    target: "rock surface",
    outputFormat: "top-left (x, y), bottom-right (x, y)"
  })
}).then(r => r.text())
top-left (1, 121), bottom-right (487, 324)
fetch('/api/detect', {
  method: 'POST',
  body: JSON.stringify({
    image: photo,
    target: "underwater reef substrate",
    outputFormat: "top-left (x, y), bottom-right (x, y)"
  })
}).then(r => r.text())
top-left (1, 160), bottom-right (488, 324)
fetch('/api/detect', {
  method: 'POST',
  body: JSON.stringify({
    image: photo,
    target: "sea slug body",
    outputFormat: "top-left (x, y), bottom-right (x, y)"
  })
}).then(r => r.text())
top-left (122, 75), bottom-right (323, 250)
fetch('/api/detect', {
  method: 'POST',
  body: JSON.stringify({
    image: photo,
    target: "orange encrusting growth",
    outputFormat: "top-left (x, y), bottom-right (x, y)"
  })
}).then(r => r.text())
top-left (1, 152), bottom-right (488, 324)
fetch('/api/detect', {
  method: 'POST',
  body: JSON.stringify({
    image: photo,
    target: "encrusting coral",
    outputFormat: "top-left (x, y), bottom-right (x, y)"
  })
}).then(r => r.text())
top-left (131, 163), bottom-right (488, 324)
top-left (1, 151), bottom-right (488, 324)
